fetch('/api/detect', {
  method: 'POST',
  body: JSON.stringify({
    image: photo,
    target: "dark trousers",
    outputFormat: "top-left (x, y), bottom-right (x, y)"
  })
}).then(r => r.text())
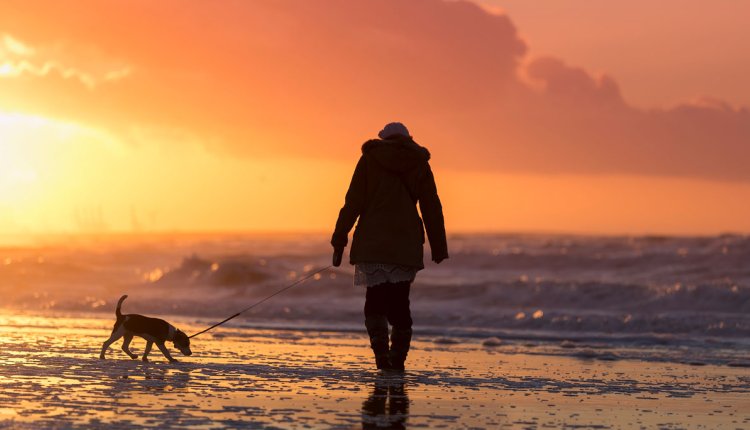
top-left (364, 281), bottom-right (413, 330)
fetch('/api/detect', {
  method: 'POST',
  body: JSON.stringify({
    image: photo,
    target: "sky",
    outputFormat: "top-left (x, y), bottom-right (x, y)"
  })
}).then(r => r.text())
top-left (479, 0), bottom-right (750, 109)
top-left (1, 0), bottom-right (749, 236)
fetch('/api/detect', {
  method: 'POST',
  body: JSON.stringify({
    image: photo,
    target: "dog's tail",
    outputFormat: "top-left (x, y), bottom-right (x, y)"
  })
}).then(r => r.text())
top-left (116, 295), bottom-right (128, 318)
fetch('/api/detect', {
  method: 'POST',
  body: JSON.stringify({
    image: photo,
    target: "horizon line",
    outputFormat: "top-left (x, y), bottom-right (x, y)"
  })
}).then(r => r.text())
top-left (0, 228), bottom-right (747, 241)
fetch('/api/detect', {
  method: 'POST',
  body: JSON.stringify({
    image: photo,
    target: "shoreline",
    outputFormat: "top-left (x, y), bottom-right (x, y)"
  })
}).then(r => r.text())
top-left (3, 310), bottom-right (749, 368)
top-left (1, 313), bottom-right (748, 429)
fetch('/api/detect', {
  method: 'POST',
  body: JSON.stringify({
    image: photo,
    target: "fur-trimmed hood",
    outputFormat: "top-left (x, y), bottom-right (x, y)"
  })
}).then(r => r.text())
top-left (361, 136), bottom-right (431, 173)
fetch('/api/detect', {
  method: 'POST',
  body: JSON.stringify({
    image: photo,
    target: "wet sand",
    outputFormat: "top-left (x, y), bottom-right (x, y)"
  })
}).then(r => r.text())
top-left (0, 313), bottom-right (748, 429)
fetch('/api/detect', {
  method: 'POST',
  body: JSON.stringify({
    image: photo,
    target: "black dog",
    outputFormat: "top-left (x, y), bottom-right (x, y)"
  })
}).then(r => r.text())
top-left (100, 295), bottom-right (192, 362)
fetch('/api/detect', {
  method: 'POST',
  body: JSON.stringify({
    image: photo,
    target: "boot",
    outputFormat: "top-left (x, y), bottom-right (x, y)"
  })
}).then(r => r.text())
top-left (365, 316), bottom-right (391, 370)
top-left (388, 327), bottom-right (412, 371)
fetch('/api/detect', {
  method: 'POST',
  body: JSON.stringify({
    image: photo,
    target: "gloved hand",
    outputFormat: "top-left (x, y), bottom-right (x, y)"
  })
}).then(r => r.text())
top-left (332, 247), bottom-right (344, 267)
top-left (433, 254), bottom-right (448, 264)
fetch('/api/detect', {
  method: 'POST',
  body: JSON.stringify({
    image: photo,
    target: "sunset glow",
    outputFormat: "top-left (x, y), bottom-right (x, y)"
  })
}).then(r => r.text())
top-left (1, 4), bottom-right (749, 427)
top-left (1, 0), bottom-right (749, 236)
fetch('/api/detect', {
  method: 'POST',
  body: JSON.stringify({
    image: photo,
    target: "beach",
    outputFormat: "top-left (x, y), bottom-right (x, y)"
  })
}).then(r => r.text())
top-left (0, 233), bottom-right (749, 428)
top-left (0, 312), bottom-right (748, 429)
top-left (3, 0), bottom-right (750, 426)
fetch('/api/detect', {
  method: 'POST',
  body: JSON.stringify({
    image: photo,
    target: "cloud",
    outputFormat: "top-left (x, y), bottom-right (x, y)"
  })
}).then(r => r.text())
top-left (0, 0), bottom-right (748, 181)
top-left (0, 33), bottom-right (131, 88)
top-left (512, 57), bottom-right (750, 180)
top-left (2, 34), bottom-right (34, 56)
top-left (526, 57), bottom-right (623, 105)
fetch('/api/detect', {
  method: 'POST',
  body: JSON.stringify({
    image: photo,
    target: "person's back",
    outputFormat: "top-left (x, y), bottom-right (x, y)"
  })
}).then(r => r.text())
top-left (332, 122), bottom-right (448, 371)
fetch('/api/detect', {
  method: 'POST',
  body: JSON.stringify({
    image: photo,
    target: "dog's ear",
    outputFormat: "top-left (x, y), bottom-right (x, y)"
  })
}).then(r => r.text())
top-left (174, 330), bottom-right (190, 345)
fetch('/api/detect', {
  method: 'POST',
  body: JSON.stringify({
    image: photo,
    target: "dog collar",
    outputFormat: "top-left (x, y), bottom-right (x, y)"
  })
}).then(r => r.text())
top-left (168, 325), bottom-right (176, 341)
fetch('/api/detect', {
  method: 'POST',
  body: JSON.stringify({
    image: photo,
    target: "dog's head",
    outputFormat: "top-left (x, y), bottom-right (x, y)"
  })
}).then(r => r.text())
top-left (173, 330), bottom-right (192, 356)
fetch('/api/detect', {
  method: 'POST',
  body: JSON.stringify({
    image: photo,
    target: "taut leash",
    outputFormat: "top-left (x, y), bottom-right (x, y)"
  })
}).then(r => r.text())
top-left (189, 265), bottom-right (333, 339)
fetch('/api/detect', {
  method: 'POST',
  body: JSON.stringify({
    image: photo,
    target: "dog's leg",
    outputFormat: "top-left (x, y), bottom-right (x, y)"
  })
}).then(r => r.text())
top-left (121, 334), bottom-right (138, 359)
top-left (156, 342), bottom-right (178, 363)
top-left (100, 327), bottom-right (125, 359)
top-left (142, 341), bottom-right (153, 362)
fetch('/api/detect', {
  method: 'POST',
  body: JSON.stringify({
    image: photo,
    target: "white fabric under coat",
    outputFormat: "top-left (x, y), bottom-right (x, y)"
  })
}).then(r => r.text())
top-left (354, 263), bottom-right (418, 288)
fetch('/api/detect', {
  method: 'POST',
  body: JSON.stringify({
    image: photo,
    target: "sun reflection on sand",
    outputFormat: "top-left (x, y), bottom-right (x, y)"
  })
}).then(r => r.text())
top-left (0, 313), bottom-right (748, 428)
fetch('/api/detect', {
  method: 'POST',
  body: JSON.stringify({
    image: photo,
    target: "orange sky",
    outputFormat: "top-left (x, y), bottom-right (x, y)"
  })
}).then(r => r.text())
top-left (1, 0), bottom-right (749, 236)
top-left (480, 0), bottom-right (750, 108)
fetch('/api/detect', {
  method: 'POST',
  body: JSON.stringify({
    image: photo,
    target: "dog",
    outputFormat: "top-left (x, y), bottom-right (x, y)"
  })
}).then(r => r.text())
top-left (99, 295), bottom-right (192, 363)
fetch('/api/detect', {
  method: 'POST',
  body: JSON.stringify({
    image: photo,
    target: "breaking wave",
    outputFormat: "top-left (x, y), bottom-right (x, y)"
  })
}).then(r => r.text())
top-left (1, 233), bottom-right (749, 341)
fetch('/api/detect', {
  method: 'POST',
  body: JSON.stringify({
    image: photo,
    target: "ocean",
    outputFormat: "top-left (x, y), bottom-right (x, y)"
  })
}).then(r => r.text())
top-left (1, 233), bottom-right (748, 365)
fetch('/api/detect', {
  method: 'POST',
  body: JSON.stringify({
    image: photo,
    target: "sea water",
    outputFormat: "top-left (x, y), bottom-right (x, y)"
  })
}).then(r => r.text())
top-left (1, 233), bottom-right (748, 364)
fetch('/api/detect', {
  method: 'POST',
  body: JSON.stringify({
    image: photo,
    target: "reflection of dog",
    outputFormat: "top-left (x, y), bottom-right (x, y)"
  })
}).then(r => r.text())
top-left (99, 295), bottom-right (192, 363)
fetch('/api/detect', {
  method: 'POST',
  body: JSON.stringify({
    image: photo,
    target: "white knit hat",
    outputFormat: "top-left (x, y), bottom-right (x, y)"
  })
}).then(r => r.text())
top-left (378, 122), bottom-right (410, 139)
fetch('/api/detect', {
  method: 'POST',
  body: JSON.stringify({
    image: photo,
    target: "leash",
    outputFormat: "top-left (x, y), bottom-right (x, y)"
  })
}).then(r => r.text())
top-left (189, 265), bottom-right (333, 339)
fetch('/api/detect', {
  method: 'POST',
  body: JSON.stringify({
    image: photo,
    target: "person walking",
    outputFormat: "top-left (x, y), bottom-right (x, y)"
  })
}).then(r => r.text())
top-left (331, 122), bottom-right (448, 371)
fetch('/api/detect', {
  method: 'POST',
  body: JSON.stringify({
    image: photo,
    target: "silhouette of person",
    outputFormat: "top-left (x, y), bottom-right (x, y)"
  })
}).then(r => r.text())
top-left (332, 122), bottom-right (448, 371)
top-left (361, 376), bottom-right (409, 429)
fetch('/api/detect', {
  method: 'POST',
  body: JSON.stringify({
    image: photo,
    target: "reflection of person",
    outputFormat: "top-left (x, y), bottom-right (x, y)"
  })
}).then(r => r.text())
top-left (361, 377), bottom-right (409, 430)
top-left (332, 122), bottom-right (448, 371)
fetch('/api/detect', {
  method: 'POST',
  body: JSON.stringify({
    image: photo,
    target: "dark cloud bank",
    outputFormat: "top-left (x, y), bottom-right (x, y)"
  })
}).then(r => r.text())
top-left (1, 0), bottom-right (748, 181)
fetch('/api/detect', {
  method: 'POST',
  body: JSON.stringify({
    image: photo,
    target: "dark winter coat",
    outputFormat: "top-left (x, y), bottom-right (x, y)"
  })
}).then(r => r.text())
top-left (331, 136), bottom-right (448, 269)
